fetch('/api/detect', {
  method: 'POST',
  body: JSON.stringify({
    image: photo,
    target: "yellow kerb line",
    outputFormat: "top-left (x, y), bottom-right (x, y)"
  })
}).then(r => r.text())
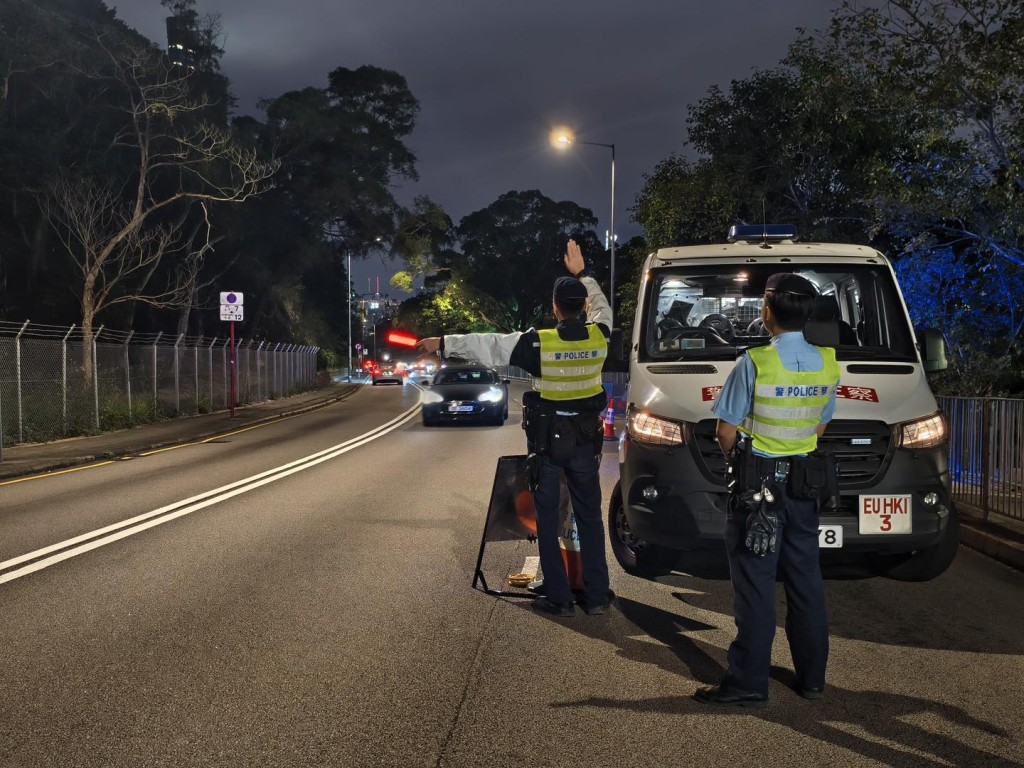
top-left (0, 461), bottom-right (116, 487)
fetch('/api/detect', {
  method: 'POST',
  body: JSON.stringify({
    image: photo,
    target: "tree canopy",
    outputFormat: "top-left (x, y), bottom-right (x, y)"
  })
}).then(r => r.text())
top-left (632, 0), bottom-right (1024, 393)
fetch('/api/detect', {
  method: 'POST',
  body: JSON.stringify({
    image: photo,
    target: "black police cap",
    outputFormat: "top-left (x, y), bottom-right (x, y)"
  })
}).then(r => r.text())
top-left (552, 276), bottom-right (588, 307)
top-left (765, 272), bottom-right (817, 297)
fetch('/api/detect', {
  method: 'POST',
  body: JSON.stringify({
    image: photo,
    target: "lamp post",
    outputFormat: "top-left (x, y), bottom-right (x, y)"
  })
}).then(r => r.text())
top-left (552, 129), bottom-right (616, 322)
top-left (346, 251), bottom-right (353, 382)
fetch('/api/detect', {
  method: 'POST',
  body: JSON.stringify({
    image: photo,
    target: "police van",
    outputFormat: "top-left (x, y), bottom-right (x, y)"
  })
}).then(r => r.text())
top-left (611, 225), bottom-right (958, 581)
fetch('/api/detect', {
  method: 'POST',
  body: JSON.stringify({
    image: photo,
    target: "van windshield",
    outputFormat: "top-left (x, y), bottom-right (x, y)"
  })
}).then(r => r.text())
top-left (642, 264), bottom-right (917, 362)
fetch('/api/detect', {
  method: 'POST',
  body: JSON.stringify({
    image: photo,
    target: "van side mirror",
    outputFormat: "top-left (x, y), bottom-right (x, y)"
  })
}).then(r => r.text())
top-left (603, 328), bottom-right (629, 373)
top-left (917, 328), bottom-right (947, 372)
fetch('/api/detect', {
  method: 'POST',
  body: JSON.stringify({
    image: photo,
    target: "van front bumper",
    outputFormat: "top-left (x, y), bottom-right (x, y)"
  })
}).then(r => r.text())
top-left (619, 436), bottom-right (954, 554)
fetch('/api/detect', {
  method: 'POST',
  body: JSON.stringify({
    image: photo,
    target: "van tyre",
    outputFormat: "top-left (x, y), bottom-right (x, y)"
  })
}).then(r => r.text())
top-left (870, 505), bottom-right (961, 582)
top-left (608, 480), bottom-right (679, 578)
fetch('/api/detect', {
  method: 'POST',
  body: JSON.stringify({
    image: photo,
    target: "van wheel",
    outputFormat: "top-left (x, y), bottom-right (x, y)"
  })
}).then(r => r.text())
top-left (608, 481), bottom-right (679, 578)
top-left (870, 506), bottom-right (961, 582)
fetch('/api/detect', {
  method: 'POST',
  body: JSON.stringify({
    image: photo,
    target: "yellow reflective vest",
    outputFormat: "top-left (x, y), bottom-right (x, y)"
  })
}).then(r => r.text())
top-left (534, 324), bottom-right (607, 401)
top-left (739, 345), bottom-right (840, 456)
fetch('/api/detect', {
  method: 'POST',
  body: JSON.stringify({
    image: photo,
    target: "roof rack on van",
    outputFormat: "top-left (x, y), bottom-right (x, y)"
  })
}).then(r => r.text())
top-left (727, 224), bottom-right (798, 244)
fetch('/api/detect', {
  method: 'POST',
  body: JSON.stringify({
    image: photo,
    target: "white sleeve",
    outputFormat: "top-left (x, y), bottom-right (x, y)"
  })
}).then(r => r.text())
top-left (443, 331), bottom-right (525, 368)
top-left (582, 276), bottom-right (612, 328)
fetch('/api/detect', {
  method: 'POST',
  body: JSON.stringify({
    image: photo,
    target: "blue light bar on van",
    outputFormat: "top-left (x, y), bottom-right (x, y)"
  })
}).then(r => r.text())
top-left (727, 224), bottom-right (798, 243)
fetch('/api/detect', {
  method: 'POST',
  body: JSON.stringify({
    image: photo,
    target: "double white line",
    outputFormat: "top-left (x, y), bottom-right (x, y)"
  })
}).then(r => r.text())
top-left (0, 404), bottom-right (422, 585)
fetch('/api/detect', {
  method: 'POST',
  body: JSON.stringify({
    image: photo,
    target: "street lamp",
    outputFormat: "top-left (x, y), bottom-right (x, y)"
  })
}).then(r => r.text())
top-left (551, 128), bottom-right (616, 322)
top-left (347, 251), bottom-right (353, 382)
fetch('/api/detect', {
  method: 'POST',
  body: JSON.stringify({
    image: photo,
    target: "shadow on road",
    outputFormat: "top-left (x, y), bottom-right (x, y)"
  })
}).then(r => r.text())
top-left (551, 678), bottom-right (1018, 768)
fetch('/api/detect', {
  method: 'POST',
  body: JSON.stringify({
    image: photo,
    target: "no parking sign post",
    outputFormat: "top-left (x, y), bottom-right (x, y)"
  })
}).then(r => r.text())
top-left (220, 292), bottom-right (244, 417)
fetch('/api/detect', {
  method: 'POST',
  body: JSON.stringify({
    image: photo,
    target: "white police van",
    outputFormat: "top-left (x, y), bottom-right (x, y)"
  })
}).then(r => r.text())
top-left (611, 225), bottom-right (958, 581)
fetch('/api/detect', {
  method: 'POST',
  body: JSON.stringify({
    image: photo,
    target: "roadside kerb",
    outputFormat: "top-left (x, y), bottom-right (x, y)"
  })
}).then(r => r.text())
top-left (0, 383), bottom-right (361, 482)
top-left (956, 501), bottom-right (1024, 572)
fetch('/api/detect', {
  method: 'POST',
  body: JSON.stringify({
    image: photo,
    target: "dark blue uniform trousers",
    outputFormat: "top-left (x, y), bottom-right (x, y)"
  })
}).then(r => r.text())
top-left (532, 442), bottom-right (610, 608)
top-left (723, 487), bottom-right (828, 696)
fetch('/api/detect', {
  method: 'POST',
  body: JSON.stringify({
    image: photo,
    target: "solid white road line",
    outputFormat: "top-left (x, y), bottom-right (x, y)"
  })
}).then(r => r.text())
top-left (0, 403), bottom-right (422, 585)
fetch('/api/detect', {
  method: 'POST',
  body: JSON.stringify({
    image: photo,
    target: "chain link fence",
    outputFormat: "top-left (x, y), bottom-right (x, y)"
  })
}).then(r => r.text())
top-left (0, 321), bottom-right (320, 448)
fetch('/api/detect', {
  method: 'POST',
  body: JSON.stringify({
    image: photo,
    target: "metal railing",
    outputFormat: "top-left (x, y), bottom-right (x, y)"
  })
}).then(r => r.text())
top-left (939, 396), bottom-right (1024, 522)
top-left (0, 321), bottom-right (320, 449)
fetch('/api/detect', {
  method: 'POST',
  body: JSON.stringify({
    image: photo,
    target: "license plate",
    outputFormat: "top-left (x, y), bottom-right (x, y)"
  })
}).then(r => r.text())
top-left (858, 494), bottom-right (912, 534)
top-left (448, 404), bottom-right (474, 412)
top-left (818, 525), bottom-right (843, 548)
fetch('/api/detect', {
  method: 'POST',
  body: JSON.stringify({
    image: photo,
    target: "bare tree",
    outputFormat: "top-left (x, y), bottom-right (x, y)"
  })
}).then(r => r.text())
top-left (42, 38), bottom-right (277, 378)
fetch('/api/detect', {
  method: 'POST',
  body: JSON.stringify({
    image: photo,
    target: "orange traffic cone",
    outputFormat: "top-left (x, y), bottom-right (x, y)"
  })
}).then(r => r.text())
top-left (603, 399), bottom-right (616, 440)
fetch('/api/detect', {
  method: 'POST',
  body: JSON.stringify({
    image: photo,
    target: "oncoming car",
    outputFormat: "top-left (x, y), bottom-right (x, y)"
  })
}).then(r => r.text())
top-left (371, 362), bottom-right (404, 386)
top-left (420, 365), bottom-right (510, 426)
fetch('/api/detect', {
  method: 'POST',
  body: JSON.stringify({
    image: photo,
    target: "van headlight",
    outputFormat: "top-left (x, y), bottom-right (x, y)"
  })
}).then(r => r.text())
top-left (897, 413), bottom-right (947, 450)
top-left (478, 387), bottom-right (505, 403)
top-left (626, 407), bottom-right (684, 447)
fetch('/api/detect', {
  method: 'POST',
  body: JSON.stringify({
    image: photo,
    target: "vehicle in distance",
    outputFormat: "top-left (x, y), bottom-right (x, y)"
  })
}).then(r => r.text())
top-left (420, 364), bottom-right (510, 426)
top-left (407, 361), bottom-right (436, 381)
top-left (371, 362), bottom-right (404, 386)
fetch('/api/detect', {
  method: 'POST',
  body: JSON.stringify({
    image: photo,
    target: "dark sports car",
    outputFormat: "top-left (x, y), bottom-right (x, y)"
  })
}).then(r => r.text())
top-left (420, 365), bottom-right (510, 426)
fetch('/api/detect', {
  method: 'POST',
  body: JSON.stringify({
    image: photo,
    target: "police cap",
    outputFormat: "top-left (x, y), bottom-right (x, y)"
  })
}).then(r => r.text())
top-left (552, 276), bottom-right (588, 309)
top-left (765, 272), bottom-right (817, 297)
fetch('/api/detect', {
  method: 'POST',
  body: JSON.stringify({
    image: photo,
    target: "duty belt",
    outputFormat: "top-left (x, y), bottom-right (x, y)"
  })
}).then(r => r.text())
top-left (736, 439), bottom-right (793, 483)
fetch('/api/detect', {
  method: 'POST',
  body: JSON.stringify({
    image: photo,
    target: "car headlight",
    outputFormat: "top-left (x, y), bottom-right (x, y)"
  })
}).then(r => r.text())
top-left (897, 412), bottom-right (947, 449)
top-left (478, 387), bottom-right (505, 403)
top-left (626, 407), bottom-right (684, 447)
top-left (421, 390), bottom-right (445, 404)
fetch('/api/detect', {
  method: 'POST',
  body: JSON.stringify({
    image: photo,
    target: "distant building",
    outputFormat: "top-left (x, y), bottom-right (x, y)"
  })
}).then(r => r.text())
top-left (166, 15), bottom-right (196, 70)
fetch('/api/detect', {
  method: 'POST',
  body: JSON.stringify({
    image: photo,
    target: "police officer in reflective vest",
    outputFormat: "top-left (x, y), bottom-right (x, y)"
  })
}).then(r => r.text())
top-left (416, 239), bottom-right (612, 617)
top-left (695, 272), bottom-right (840, 708)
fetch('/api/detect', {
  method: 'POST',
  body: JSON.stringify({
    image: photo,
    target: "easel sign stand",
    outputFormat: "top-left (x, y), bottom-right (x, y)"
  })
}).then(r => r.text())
top-left (472, 454), bottom-right (578, 598)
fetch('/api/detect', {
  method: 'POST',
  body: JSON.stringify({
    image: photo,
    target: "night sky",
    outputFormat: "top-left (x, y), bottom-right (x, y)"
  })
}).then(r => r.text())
top-left (112, 0), bottom-right (844, 295)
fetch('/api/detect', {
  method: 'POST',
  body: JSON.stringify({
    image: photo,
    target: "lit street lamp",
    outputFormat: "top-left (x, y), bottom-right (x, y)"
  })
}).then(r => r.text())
top-left (551, 128), bottom-right (616, 322)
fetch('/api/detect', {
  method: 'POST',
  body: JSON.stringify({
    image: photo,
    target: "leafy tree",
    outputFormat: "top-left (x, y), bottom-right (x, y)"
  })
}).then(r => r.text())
top-left (0, 0), bottom-right (125, 321)
top-left (634, 45), bottom-right (921, 249)
top-left (394, 278), bottom-right (495, 337)
top-left (632, 155), bottom-right (740, 249)
top-left (260, 65), bottom-right (419, 256)
top-left (819, 0), bottom-right (1024, 377)
top-left (448, 190), bottom-right (603, 331)
top-left (40, 39), bottom-right (277, 377)
top-left (604, 235), bottom-right (648, 345)
top-left (210, 65), bottom-right (423, 348)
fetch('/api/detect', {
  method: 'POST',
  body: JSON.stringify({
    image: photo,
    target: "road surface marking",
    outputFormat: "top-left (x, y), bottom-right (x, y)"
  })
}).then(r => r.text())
top-left (0, 462), bottom-right (116, 487)
top-left (0, 404), bottom-right (421, 584)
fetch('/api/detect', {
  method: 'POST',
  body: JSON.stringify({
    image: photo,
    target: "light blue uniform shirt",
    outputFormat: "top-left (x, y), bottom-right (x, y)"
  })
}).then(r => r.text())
top-left (712, 332), bottom-right (838, 431)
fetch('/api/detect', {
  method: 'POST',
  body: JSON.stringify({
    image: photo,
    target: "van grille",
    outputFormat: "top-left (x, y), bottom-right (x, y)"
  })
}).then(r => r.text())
top-left (690, 419), bottom-right (893, 490)
top-left (648, 364), bottom-right (719, 375)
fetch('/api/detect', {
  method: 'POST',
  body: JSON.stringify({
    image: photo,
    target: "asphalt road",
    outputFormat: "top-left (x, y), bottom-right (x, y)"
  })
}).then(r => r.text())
top-left (1, 380), bottom-right (1022, 767)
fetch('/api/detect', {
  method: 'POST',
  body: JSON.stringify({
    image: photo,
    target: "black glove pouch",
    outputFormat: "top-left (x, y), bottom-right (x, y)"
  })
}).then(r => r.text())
top-left (548, 415), bottom-right (580, 464)
top-left (788, 452), bottom-right (831, 501)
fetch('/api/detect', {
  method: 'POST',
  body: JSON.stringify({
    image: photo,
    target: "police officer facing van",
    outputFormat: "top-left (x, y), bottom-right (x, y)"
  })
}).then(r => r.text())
top-left (695, 272), bottom-right (840, 708)
top-left (416, 239), bottom-right (612, 617)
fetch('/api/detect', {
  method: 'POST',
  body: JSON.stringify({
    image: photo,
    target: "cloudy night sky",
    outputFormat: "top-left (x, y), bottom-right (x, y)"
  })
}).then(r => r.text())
top-left (111, 0), bottom-right (844, 293)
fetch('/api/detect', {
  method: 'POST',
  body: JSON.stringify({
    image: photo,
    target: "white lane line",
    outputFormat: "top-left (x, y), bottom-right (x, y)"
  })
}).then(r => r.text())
top-left (0, 403), bottom-right (421, 585)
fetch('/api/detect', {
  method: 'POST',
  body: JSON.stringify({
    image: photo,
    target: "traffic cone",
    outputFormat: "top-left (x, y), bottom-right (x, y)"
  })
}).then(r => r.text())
top-left (603, 398), bottom-right (616, 440)
top-left (559, 505), bottom-right (585, 591)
